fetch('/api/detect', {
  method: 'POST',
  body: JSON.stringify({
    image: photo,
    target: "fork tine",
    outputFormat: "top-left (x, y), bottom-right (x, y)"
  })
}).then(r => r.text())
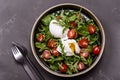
top-left (11, 44), bottom-right (25, 64)
top-left (11, 46), bottom-right (18, 55)
top-left (15, 46), bottom-right (20, 54)
top-left (11, 47), bottom-right (15, 55)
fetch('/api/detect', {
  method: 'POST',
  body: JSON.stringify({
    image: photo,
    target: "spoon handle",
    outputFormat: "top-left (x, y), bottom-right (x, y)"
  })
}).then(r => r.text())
top-left (23, 63), bottom-right (36, 80)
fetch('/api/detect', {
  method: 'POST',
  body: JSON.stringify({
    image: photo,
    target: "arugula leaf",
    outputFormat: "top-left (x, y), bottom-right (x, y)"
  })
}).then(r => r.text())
top-left (87, 54), bottom-right (93, 66)
top-left (64, 55), bottom-right (80, 74)
top-left (66, 69), bottom-right (72, 75)
top-left (44, 31), bottom-right (52, 42)
top-left (65, 57), bottom-right (79, 74)
top-left (89, 33), bottom-right (99, 45)
top-left (73, 61), bottom-right (79, 73)
top-left (35, 42), bottom-right (49, 52)
top-left (58, 40), bottom-right (66, 56)
top-left (69, 14), bottom-right (77, 21)
top-left (64, 9), bottom-right (72, 16)
top-left (80, 56), bottom-right (88, 65)
top-left (37, 24), bottom-right (53, 42)
top-left (41, 15), bottom-right (51, 26)
top-left (50, 65), bottom-right (58, 71)
top-left (38, 25), bottom-right (46, 33)
top-left (87, 45), bottom-right (92, 53)
top-left (46, 56), bottom-right (64, 64)
top-left (49, 63), bottom-right (59, 71)
top-left (87, 19), bottom-right (95, 25)
top-left (76, 23), bottom-right (89, 36)
top-left (57, 19), bottom-right (66, 27)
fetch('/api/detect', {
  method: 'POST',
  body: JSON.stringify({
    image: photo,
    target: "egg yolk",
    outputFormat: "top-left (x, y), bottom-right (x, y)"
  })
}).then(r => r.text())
top-left (69, 43), bottom-right (75, 54)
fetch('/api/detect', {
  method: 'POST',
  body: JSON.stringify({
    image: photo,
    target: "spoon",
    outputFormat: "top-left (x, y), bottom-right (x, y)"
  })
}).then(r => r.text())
top-left (12, 42), bottom-right (45, 80)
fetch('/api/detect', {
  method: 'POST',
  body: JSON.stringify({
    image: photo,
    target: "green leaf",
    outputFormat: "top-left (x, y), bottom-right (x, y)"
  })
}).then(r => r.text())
top-left (50, 14), bottom-right (56, 20)
top-left (66, 68), bottom-right (72, 75)
top-left (87, 54), bottom-right (93, 66)
top-left (41, 15), bottom-right (52, 26)
top-left (87, 19), bottom-right (95, 25)
top-left (76, 23), bottom-right (89, 37)
top-left (64, 10), bottom-right (71, 16)
top-left (35, 42), bottom-right (49, 52)
top-left (50, 65), bottom-right (58, 71)
top-left (58, 40), bottom-right (66, 56)
top-left (45, 57), bottom-right (54, 64)
top-left (74, 55), bottom-right (80, 61)
top-left (54, 56), bottom-right (64, 61)
top-left (69, 14), bottom-right (77, 21)
top-left (38, 25), bottom-right (47, 33)
top-left (73, 61), bottom-right (79, 73)
top-left (50, 63), bottom-right (59, 71)
top-left (46, 56), bottom-right (64, 64)
top-left (57, 20), bottom-right (66, 27)
top-left (89, 33), bottom-right (99, 45)
top-left (44, 31), bottom-right (52, 41)
top-left (64, 56), bottom-right (80, 73)
top-left (80, 56), bottom-right (88, 64)
top-left (87, 45), bottom-right (92, 53)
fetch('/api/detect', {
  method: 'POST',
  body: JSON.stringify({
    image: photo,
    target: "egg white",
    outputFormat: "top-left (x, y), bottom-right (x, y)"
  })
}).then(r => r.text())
top-left (57, 39), bottom-right (81, 56)
top-left (49, 20), bottom-right (69, 38)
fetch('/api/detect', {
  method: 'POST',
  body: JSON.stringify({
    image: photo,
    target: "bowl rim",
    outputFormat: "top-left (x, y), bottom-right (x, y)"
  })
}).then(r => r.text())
top-left (30, 3), bottom-right (105, 77)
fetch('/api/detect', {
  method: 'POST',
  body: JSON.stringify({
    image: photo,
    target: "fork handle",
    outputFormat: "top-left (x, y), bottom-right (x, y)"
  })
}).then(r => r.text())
top-left (23, 63), bottom-right (36, 80)
top-left (26, 56), bottom-right (45, 80)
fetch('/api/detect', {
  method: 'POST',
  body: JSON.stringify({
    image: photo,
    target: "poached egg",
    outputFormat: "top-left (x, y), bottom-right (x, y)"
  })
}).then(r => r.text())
top-left (57, 39), bottom-right (80, 56)
top-left (49, 20), bottom-right (69, 38)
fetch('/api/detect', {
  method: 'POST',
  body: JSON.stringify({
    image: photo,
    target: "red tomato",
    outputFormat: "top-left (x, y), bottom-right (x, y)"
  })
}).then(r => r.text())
top-left (37, 33), bottom-right (44, 42)
top-left (78, 38), bottom-right (89, 48)
top-left (69, 21), bottom-right (77, 28)
top-left (92, 46), bottom-right (101, 55)
top-left (80, 49), bottom-right (89, 58)
top-left (48, 39), bottom-right (56, 48)
top-left (77, 62), bottom-right (85, 71)
top-left (88, 25), bottom-right (96, 34)
top-left (59, 64), bottom-right (68, 73)
top-left (51, 48), bottom-right (60, 57)
top-left (67, 29), bottom-right (76, 39)
top-left (42, 50), bottom-right (51, 59)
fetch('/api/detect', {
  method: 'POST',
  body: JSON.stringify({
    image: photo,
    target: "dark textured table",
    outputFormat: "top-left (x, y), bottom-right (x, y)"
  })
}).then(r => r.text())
top-left (0, 0), bottom-right (120, 80)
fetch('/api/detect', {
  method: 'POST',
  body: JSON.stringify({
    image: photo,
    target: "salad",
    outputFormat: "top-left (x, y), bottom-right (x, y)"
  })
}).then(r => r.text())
top-left (35, 9), bottom-right (101, 74)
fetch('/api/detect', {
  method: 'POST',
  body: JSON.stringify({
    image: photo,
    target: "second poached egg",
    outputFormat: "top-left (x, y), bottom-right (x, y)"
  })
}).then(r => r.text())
top-left (57, 39), bottom-right (81, 56)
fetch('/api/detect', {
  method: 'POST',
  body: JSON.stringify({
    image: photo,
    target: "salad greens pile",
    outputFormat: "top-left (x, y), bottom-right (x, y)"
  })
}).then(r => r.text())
top-left (35, 9), bottom-right (101, 74)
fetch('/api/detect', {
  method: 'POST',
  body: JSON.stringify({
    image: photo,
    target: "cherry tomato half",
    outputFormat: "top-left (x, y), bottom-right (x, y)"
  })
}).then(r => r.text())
top-left (88, 25), bottom-right (96, 34)
top-left (92, 46), bottom-right (101, 55)
top-left (67, 29), bottom-right (76, 39)
top-left (42, 50), bottom-right (51, 59)
top-left (77, 62), bottom-right (85, 71)
top-left (78, 38), bottom-right (89, 48)
top-left (37, 33), bottom-right (44, 42)
top-left (80, 49), bottom-right (89, 58)
top-left (69, 21), bottom-right (77, 28)
top-left (59, 64), bottom-right (68, 73)
top-left (48, 39), bottom-right (56, 48)
top-left (51, 48), bottom-right (60, 57)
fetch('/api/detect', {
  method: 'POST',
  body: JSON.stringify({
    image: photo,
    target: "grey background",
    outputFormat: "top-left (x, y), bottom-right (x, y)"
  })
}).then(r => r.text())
top-left (0, 0), bottom-right (120, 80)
